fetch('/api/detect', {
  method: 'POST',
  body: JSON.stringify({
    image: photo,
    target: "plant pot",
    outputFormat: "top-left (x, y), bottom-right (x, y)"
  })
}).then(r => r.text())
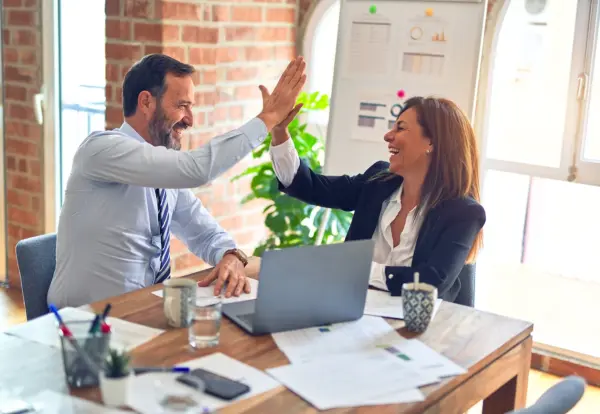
top-left (99, 371), bottom-right (132, 407)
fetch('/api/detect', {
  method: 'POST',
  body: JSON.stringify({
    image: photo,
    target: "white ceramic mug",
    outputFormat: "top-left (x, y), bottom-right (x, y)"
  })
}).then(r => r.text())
top-left (163, 279), bottom-right (197, 328)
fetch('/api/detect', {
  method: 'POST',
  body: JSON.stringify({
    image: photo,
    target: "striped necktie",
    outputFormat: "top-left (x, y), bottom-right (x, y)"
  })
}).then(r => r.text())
top-left (155, 188), bottom-right (171, 284)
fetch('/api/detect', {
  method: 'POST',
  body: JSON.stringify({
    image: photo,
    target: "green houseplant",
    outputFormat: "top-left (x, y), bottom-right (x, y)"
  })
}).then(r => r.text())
top-left (99, 348), bottom-right (132, 407)
top-left (232, 92), bottom-right (354, 256)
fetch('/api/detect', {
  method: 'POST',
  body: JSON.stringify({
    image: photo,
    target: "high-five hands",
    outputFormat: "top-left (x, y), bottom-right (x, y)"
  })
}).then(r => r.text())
top-left (257, 57), bottom-right (306, 132)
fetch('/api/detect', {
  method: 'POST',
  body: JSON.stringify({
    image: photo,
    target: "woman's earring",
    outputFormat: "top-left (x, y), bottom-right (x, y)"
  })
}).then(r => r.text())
top-left (426, 149), bottom-right (432, 154)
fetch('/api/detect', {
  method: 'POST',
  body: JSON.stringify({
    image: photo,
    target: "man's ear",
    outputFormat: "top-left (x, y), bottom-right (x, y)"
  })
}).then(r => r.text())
top-left (137, 91), bottom-right (156, 119)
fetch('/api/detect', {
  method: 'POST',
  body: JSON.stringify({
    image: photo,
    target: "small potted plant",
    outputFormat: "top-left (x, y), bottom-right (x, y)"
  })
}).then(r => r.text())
top-left (99, 348), bottom-right (132, 407)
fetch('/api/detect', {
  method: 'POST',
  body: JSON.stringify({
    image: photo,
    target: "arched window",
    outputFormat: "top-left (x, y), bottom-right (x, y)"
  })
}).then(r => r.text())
top-left (301, 0), bottom-right (340, 126)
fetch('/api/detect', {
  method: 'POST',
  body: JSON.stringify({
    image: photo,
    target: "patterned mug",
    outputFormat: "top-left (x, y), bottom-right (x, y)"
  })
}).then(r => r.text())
top-left (402, 282), bottom-right (438, 333)
top-left (163, 279), bottom-right (197, 328)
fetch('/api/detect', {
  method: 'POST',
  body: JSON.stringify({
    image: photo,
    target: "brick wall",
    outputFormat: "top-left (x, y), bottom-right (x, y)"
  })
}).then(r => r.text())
top-left (105, 0), bottom-right (312, 276)
top-left (2, 0), bottom-right (44, 287)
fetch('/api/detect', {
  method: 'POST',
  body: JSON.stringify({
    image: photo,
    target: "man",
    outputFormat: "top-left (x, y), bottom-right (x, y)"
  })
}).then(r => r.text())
top-left (47, 54), bottom-right (306, 308)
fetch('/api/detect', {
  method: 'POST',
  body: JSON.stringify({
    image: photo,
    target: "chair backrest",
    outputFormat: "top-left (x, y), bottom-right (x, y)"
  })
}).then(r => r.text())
top-left (454, 264), bottom-right (475, 307)
top-left (507, 376), bottom-right (587, 414)
top-left (15, 233), bottom-right (57, 320)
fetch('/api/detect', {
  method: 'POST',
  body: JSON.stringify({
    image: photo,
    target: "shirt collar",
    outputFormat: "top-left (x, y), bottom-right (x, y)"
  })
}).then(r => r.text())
top-left (119, 121), bottom-right (147, 144)
top-left (389, 183), bottom-right (403, 205)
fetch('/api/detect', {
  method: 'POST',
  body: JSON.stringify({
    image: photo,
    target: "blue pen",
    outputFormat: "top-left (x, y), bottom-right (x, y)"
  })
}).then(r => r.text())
top-left (133, 366), bottom-right (191, 375)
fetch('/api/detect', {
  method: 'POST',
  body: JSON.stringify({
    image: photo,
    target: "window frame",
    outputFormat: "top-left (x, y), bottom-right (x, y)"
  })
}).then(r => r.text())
top-left (476, 0), bottom-right (597, 186)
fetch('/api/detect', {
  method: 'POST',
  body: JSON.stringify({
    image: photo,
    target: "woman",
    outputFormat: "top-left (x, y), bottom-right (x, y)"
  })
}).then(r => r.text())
top-left (269, 96), bottom-right (485, 305)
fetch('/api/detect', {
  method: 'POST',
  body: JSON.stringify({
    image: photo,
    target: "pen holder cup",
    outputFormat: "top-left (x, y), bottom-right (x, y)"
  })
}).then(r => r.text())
top-left (58, 320), bottom-right (111, 388)
top-left (402, 283), bottom-right (438, 333)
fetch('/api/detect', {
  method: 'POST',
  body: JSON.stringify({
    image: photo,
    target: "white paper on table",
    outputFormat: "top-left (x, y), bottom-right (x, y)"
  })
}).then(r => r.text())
top-left (27, 389), bottom-right (128, 413)
top-left (151, 278), bottom-right (259, 304)
top-left (381, 339), bottom-right (467, 379)
top-left (364, 289), bottom-right (443, 320)
top-left (2, 307), bottom-right (163, 351)
top-left (267, 350), bottom-right (438, 411)
top-left (127, 352), bottom-right (281, 414)
top-left (271, 315), bottom-right (406, 364)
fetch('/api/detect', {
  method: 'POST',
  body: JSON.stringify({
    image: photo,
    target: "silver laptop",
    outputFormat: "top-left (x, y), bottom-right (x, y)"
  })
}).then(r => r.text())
top-left (222, 239), bottom-right (375, 335)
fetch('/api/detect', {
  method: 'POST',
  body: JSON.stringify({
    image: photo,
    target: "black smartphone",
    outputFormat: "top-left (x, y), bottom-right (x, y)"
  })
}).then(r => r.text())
top-left (176, 368), bottom-right (251, 400)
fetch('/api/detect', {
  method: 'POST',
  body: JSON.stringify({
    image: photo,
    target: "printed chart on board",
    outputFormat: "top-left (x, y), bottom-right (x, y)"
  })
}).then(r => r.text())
top-left (324, 0), bottom-right (486, 176)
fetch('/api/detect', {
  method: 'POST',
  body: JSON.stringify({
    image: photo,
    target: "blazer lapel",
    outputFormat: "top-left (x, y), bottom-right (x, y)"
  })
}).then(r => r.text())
top-left (352, 175), bottom-right (403, 240)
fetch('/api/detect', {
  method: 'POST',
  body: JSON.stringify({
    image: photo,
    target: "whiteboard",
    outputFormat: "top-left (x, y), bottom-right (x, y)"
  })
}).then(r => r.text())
top-left (324, 0), bottom-right (487, 176)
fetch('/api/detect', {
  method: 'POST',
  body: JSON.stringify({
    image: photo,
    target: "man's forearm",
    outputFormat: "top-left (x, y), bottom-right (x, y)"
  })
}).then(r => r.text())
top-left (81, 118), bottom-right (268, 189)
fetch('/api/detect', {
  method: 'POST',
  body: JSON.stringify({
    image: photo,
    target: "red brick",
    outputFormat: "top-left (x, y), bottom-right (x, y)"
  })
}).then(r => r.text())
top-left (5, 138), bottom-right (37, 157)
top-left (106, 43), bottom-right (143, 61)
top-left (124, 0), bottom-right (153, 19)
top-left (225, 27), bottom-right (257, 42)
top-left (160, 2), bottom-right (202, 20)
top-left (275, 45), bottom-right (294, 60)
top-left (105, 0), bottom-right (122, 16)
top-left (106, 63), bottom-right (121, 82)
top-left (4, 47), bottom-right (18, 63)
top-left (229, 105), bottom-right (244, 121)
top-left (163, 25), bottom-right (181, 42)
top-left (173, 253), bottom-right (205, 273)
top-left (7, 190), bottom-right (30, 208)
top-left (14, 29), bottom-right (36, 46)
top-left (226, 66), bottom-right (258, 82)
top-left (258, 27), bottom-right (289, 42)
top-left (8, 206), bottom-right (39, 228)
top-left (4, 65), bottom-right (35, 83)
top-left (29, 160), bottom-right (41, 176)
top-left (18, 48), bottom-right (36, 65)
top-left (212, 5), bottom-right (229, 21)
top-left (231, 6), bottom-right (262, 22)
top-left (6, 156), bottom-right (16, 171)
top-left (235, 85), bottom-right (259, 100)
top-left (162, 46), bottom-right (186, 62)
top-left (216, 47), bottom-right (240, 63)
top-left (4, 0), bottom-right (22, 7)
top-left (105, 106), bottom-right (124, 127)
top-left (9, 103), bottom-right (36, 122)
top-left (171, 238), bottom-right (187, 255)
top-left (182, 26), bottom-right (219, 44)
top-left (194, 112), bottom-right (206, 127)
top-left (202, 69), bottom-right (217, 85)
top-left (214, 106), bottom-right (228, 122)
top-left (10, 174), bottom-right (41, 193)
top-left (144, 44), bottom-right (164, 55)
top-left (3, 29), bottom-right (10, 45)
top-left (266, 7), bottom-right (295, 22)
top-left (115, 86), bottom-right (123, 105)
top-left (134, 23), bottom-right (163, 43)
top-left (219, 215), bottom-right (244, 231)
top-left (189, 47), bottom-right (216, 65)
top-left (8, 224), bottom-right (21, 239)
top-left (194, 91), bottom-right (217, 107)
top-left (8, 10), bottom-right (34, 26)
top-left (106, 20), bottom-right (131, 41)
top-left (5, 85), bottom-right (27, 101)
top-left (245, 46), bottom-right (272, 61)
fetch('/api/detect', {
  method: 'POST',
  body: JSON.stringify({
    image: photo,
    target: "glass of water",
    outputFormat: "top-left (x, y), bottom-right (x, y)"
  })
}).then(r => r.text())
top-left (189, 295), bottom-right (222, 348)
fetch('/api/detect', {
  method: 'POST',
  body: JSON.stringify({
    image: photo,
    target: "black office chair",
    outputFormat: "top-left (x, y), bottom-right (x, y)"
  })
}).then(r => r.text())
top-left (454, 264), bottom-right (476, 307)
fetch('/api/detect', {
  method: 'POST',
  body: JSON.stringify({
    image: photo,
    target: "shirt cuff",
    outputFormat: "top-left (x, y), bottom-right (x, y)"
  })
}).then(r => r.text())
top-left (214, 245), bottom-right (237, 266)
top-left (269, 137), bottom-right (296, 156)
top-left (240, 118), bottom-right (269, 149)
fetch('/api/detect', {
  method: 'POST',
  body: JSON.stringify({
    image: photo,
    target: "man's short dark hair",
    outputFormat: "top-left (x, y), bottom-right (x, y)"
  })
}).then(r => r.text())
top-left (122, 54), bottom-right (195, 117)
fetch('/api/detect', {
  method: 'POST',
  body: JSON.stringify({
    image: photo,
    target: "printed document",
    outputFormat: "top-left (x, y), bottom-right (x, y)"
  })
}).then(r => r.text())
top-left (128, 352), bottom-right (280, 413)
top-left (267, 350), bottom-right (438, 410)
top-left (271, 315), bottom-right (403, 364)
top-left (3, 307), bottom-right (163, 351)
top-left (152, 278), bottom-right (258, 304)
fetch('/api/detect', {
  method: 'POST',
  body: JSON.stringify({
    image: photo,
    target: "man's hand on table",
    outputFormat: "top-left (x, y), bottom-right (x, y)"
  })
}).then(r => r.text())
top-left (197, 253), bottom-right (251, 298)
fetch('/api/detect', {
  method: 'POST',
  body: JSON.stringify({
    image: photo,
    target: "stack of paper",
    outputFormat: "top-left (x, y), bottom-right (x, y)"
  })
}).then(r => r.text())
top-left (3, 307), bottom-right (164, 351)
top-left (364, 289), bottom-right (443, 320)
top-left (152, 278), bottom-right (259, 304)
top-left (127, 352), bottom-right (280, 413)
top-left (270, 315), bottom-right (466, 409)
top-left (267, 350), bottom-right (438, 410)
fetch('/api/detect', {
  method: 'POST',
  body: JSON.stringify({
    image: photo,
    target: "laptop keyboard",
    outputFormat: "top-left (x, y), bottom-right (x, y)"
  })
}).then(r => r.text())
top-left (237, 313), bottom-right (254, 325)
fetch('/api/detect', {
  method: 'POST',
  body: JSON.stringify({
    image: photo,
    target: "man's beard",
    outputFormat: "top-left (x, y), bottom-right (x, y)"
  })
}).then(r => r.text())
top-left (148, 106), bottom-right (185, 150)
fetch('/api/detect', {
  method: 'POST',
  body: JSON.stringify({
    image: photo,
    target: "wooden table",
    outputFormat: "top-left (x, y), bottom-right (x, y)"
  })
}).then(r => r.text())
top-left (0, 262), bottom-right (533, 413)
